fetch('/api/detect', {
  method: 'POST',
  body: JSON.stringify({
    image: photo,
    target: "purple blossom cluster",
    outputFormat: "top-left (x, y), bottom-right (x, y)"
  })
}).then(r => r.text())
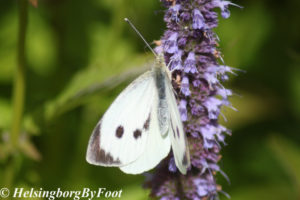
top-left (145, 0), bottom-right (240, 199)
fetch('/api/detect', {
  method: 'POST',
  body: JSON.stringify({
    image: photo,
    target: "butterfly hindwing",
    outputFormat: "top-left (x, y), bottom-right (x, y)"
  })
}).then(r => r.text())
top-left (86, 71), bottom-right (157, 167)
top-left (120, 105), bottom-right (171, 174)
top-left (164, 72), bottom-right (191, 174)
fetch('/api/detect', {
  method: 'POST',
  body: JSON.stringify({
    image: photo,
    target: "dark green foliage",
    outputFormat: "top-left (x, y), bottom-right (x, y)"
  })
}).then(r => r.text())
top-left (0, 0), bottom-right (299, 199)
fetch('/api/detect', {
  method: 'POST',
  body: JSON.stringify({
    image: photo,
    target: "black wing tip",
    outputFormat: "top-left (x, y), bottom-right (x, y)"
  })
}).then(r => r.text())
top-left (86, 122), bottom-right (121, 166)
top-left (86, 122), bottom-right (101, 164)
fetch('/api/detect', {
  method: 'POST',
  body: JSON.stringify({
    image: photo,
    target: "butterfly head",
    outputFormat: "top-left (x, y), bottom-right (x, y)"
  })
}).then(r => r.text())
top-left (154, 53), bottom-right (172, 80)
top-left (156, 53), bottom-right (165, 66)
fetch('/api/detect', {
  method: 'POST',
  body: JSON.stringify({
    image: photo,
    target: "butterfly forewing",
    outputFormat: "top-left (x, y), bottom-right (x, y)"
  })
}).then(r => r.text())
top-left (86, 71), bottom-right (157, 167)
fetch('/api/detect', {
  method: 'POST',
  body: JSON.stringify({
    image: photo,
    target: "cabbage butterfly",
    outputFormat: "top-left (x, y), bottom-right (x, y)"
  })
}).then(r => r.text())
top-left (86, 18), bottom-right (190, 174)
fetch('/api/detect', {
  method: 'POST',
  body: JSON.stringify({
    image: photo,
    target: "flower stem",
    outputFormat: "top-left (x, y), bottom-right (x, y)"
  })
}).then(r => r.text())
top-left (5, 0), bottom-right (28, 188)
top-left (11, 0), bottom-right (28, 149)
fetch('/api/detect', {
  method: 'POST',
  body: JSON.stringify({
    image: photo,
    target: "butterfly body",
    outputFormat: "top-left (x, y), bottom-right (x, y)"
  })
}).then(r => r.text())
top-left (86, 54), bottom-right (190, 174)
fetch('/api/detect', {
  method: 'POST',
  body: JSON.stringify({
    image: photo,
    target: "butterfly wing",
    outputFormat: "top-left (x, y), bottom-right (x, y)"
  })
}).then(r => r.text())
top-left (120, 106), bottom-right (171, 174)
top-left (164, 73), bottom-right (190, 174)
top-left (86, 71), bottom-right (157, 167)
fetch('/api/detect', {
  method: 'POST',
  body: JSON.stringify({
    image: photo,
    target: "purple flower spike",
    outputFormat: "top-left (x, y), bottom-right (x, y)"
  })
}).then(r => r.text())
top-left (193, 9), bottom-right (205, 29)
top-left (184, 52), bottom-right (198, 73)
top-left (164, 32), bottom-right (178, 54)
top-left (145, 0), bottom-right (239, 199)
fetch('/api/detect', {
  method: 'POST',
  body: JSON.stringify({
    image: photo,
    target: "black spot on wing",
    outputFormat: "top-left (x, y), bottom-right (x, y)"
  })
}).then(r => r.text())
top-left (133, 129), bottom-right (142, 139)
top-left (176, 126), bottom-right (180, 138)
top-left (143, 113), bottom-right (151, 130)
top-left (115, 125), bottom-right (124, 138)
top-left (170, 119), bottom-right (176, 138)
top-left (87, 122), bottom-right (121, 165)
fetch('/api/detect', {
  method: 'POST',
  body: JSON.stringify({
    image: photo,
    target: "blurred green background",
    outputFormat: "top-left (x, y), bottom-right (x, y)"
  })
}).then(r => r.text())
top-left (0, 0), bottom-right (299, 199)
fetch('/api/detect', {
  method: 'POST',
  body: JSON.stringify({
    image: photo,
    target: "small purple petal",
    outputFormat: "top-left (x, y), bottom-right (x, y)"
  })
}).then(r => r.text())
top-left (180, 11), bottom-right (191, 21)
top-left (191, 131), bottom-right (199, 138)
top-left (184, 52), bottom-right (198, 73)
top-left (170, 4), bottom-right (181, 22)
top-left (193, 79), bottom-right (201, 87)
top-left (154, 45), bottom-right (163, 54)
top-left (203, 71), bottom-right (219, 86)
top-left (168, 157), bottom-right (177, 172)
top-left (193, 177), bottom-right (217, 197)
top-left (203, 97), bottom-right (222, 119)
top-left (217, 88), bottom-right (232, 99)
top-left (170, 50), bottom-right (183, 70)
top-left (200, 124), bottom-right (216, 141)
top-left (191, 104), bottom-right (204, 116)
top-left (179, 99), bottom-right (188, 121)
top-left (193, 9), bottom-right (205, 29)
top-left (198, 55), bottom-right (212, 64)
top-left (181, 76), bottom-right (191, 96)
top-left (200, 124), bottom-right (229, 148)
top-left (164, 32), bottom-right (178, 54)
top-left (212, 0), bottom-right (242, 19)
top-left (218, 65), bottom-right (237, 75)
top-left (178, 37), bottom-right (187, 47)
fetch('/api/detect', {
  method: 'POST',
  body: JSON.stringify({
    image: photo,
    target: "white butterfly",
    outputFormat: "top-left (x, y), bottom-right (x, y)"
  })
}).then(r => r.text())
top-left (86, 19), bottom-right (190, 175)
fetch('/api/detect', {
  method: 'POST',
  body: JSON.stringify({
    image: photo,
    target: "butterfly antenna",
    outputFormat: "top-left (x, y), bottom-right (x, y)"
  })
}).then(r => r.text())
top-left (124, 18), bottom-right (158, 57)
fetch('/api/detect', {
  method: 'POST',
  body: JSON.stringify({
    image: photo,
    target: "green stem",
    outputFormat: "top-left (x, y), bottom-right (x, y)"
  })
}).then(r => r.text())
top-left (5, 0), bottom-right (28, 188)
top-left (11, 0), bottom-right (28, 149)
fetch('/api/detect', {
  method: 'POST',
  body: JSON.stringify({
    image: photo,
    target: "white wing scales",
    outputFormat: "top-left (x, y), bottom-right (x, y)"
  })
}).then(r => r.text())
top-left (164, 74), bottom-right (191, 174)
top-left (86, 71), bottom-right (156, 167)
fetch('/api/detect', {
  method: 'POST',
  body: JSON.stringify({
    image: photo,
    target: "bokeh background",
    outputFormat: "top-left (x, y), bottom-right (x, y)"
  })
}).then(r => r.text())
top-left (0, 0), bottom-right (299, 199)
